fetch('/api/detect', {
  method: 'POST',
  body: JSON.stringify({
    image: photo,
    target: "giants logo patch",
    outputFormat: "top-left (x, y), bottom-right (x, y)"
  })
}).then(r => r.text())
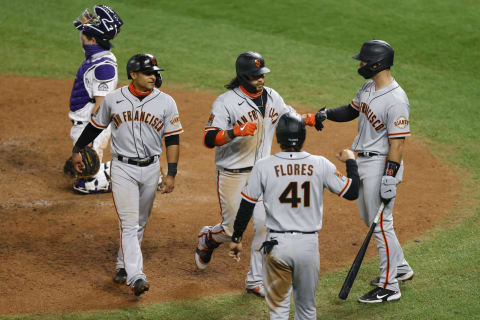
top-left (255, 59), bottom-right (261, 68)
top-left (206, 113), bottom-right (215, 126)
top-left (394, 116), bottom-right (409, 129)
top-left (170, 114), bottom-right (181, 126)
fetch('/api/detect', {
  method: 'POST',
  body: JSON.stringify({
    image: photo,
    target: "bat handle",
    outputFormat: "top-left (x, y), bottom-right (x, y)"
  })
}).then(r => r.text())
top-left (372, 202), bottom-right (385, 225)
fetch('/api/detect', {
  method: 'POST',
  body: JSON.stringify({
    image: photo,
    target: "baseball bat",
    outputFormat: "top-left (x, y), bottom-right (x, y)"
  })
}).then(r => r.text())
top-left (338, 202), bottom-right (385, 300)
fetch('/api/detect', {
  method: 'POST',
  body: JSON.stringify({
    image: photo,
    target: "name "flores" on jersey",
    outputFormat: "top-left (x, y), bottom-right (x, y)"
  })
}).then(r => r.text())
top-left (112, 110), bottom-right (164, 132)
top-left (274, 163), bottom-right (314, 177)
top-left (360, 102), bottom-right (385, 132)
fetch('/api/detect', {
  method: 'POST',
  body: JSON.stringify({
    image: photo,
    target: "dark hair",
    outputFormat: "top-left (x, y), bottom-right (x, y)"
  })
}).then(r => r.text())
top-left (83, 32), bottom-right (111, 50)
top-left (280, 145), bottom-right (302, 152)
top-left (225, 77), bottom-right (241, 90)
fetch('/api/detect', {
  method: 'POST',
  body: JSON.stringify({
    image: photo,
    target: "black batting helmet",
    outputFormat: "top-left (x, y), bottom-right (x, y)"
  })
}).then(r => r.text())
top-left (353, 40), bottom-right (394, 79)
top-left (235, 51), bottom-right (270, 92)
top-left (126, 53), bottom-right (164, 88)
top-left (276, 112), bottom-right (306, 150)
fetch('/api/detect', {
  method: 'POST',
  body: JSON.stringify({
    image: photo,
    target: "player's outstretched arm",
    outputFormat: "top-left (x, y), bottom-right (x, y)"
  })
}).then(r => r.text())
top-left (314, 105), bottom-right (360, 131)
top-left (336, 149), bottom-right (360, 200)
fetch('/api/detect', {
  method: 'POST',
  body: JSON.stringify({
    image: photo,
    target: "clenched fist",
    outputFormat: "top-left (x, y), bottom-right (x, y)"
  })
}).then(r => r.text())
top-left (233, 122), bottom-right (257, 136)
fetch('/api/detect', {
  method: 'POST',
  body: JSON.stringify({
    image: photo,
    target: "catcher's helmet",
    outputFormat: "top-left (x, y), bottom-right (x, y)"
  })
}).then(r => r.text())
top-left (126, 53), bottom-right (165, 88)
top-left (74, 5), bottom-right (123, 42)
top-left (353, 40), bottom-right (394, 79)
top-left (276, 112), bottom-right (306, 149)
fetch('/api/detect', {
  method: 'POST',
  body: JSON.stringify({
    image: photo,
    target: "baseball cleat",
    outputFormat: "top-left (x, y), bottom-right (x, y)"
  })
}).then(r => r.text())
top-left (73, 177), bottom-right (111, 194)
top-left (370, 270), bottom-right (414, 287)
top-left (113, 268), bottom-right (127, 284)
top-left (194, 226), bottom-right (220, 270)
top-left (358, 287), bottom-right (401, 304)
top-left (246, 283), bottom-right (265, 298)
top-left (132, 278), bottom-right (150, 296)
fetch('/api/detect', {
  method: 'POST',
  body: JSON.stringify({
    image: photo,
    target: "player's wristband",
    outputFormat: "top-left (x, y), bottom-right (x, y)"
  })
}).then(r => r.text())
top-left (384, 160), bottom-right (400, 177)
top-left (227, 129), bottom-right (235, 140)
top-left (167, 162), bottom-right (178, 177)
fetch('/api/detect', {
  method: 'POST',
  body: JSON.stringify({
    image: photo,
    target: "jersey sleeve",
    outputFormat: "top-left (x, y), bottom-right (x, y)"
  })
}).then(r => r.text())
top-left (323, 158), bottom-right (352, 197)
top-left (241, 164), bottom-right (263, 204)
top-left (90, 94), bottom-right (112, 129)
top-left (205, 96), bottom-right (230, 131)
top-left (386, 102), bottom-right (411, 138)
top-left (350, 86), bottom-right (362, 111)
top-left (163, 96), bottom-right (184, 137)
top-left (92, 64), bottom-right (117, 97)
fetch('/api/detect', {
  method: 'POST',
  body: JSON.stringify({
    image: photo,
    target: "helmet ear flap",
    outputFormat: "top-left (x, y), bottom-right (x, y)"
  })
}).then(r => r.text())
top-left (155, 72), bottom-right (163, 88)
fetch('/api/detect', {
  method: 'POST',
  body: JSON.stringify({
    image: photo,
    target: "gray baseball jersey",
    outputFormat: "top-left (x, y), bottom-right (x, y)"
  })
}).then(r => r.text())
top-left (241, 151), bottom-right (352, 232)
top-left (205, 86), bottom-right (295, 169)
top-left (91, 86), bottom-right (183, 157)
top-left (350, 79), bottom-right (410, 154)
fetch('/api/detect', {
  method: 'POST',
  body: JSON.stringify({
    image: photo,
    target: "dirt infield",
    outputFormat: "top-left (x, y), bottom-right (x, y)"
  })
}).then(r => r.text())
top-left (0, 76), bottom-right (458, 315)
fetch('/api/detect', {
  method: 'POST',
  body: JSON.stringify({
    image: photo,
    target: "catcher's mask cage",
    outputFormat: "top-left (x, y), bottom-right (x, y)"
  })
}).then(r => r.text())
top-left (276, 112), bottom-right (306, 150)
top-left (353, 40), bottom-right (394, 79)
top-left (74, 5), bottom-right (123, 44)
top-left (235, 51), bottom-right (270, 92)
top-left (126, 53), bottom-right (165, 88)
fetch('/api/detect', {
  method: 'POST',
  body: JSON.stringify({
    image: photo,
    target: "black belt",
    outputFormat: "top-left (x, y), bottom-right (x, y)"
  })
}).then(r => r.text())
top-left (357, 152), bottom-right (380, 157)
top-left (223, 166), bottom-right (253, 173)
top-left (269, 230), bottom-right (317, 234)
top-left (117, 155), bottom-right (156, 167)
top-left (71, 120), bottom-right (84, 125)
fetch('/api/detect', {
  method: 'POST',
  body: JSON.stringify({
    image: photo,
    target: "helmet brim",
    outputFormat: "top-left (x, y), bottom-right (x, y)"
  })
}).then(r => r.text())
top-left (352, 53), bottom-right (362, 61)
top-left (251, 67), bottom-right (271, 76)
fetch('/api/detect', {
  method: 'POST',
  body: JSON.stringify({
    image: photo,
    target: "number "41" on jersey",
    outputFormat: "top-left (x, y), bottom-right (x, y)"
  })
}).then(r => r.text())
top-left (279, 181), bottom-right (311, 208)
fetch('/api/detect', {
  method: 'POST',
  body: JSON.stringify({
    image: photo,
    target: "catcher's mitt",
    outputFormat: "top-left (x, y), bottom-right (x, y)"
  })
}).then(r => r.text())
top-left (63, 146), bottom-right (100, 179)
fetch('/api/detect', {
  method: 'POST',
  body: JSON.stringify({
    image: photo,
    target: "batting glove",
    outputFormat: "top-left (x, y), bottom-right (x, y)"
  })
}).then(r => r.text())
top-left (233, 122), bottom-right (257, 136)
top-left (380, 175), bottom-right (397, 204)
top-left (302, 113), bottom-right (316, 127)
top-left (314, 107), bottom-right (327, 131)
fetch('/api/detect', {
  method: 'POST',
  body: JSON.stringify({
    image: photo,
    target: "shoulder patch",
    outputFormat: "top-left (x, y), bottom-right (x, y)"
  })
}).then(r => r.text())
top-left (94, 64), bottom-right (116, 81)
top-left (206, 113), bottom-right (215, 126)
top-left (98, 82), bottom-right (109, 91)
top-left (394, 116), bottom-right (409, 129)
top-left (170, 114), bottom-right (181, 126)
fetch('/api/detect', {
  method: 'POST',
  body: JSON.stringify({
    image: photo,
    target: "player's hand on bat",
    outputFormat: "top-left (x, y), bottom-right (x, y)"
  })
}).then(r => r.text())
top-left (336, 149), bottom-right (356, 162)
top-left (233, 122), bottom-right (257, 136)
top-left (160, 175), bottom-right (175, 194)
top-left (72, 152), bottom-right (85, 174)
top-left (229, 242), bottom-right (242, 262)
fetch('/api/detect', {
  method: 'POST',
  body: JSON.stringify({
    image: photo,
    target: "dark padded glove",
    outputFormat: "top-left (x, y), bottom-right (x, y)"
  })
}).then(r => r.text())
top-left (64, 146), bottom-right (100, 179)
top-left (314, 107), bottom-right (327, 131)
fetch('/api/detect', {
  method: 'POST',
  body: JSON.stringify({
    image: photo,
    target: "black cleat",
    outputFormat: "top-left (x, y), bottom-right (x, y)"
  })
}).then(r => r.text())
top-left (370, 270), bottom-right (414, 286)
top-left (358, 287), bottom-right (401, 304)
top-left (113, 268), bottom-right (127, 284)
top-left (132, 278), bottom-right (150, 296)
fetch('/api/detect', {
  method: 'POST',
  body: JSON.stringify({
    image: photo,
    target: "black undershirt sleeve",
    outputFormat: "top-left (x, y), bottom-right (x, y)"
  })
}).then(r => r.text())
top-left (231, 199), bottom-right (256, 239)
top-left (204, 130), bottom-right (220, 148)
top-left (343, 159), bottom-right (360, 200)
top-left (74, 123), bottom-right (103, 149)
top-left (165, 134), bottom-right (180, 147)
top-left (326, 105), bottom-right (359, 122)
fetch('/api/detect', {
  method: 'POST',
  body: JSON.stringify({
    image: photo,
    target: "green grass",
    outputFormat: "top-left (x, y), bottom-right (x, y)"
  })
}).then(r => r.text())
top-left (1, 0), bottom-right (479, 318)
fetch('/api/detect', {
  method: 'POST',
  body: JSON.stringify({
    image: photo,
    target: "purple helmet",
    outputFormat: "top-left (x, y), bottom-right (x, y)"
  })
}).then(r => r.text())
top-left (74, 5), bottom-right (123, 42)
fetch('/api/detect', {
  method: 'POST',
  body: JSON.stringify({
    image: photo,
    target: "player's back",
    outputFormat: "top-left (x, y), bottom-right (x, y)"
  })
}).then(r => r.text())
top-left (256, 151), bottom-right (350, 232)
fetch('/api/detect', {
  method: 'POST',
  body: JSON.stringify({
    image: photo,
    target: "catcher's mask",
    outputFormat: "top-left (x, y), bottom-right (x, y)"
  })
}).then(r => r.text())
top-left (126, 53), bottom-right (165, 88)
top-left (276, 112), bottom-right (306, 150)
top-left (353, 40), bottom-right (394, 79)
top-left (236, 51), bottom-right (270, 93)
top-left (74, 5), bottom-right (123, 48)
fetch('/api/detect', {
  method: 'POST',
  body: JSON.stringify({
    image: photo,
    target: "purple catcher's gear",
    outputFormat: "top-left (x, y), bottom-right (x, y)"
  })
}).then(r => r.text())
top-left (74, 5), bottom-right (123, 41)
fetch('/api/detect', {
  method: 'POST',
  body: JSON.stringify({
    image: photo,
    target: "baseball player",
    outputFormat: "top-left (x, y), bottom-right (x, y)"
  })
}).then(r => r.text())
top-left (71, 53), bottom-right (183, 296)
top-left (314, 40), bottom-right (414, 303)
top-left (229, 112), bottom-right (360, 320)
top-left (69, 5), bottom-right (123, 194)
top-left (195, 52), bottom-right (316, 297)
